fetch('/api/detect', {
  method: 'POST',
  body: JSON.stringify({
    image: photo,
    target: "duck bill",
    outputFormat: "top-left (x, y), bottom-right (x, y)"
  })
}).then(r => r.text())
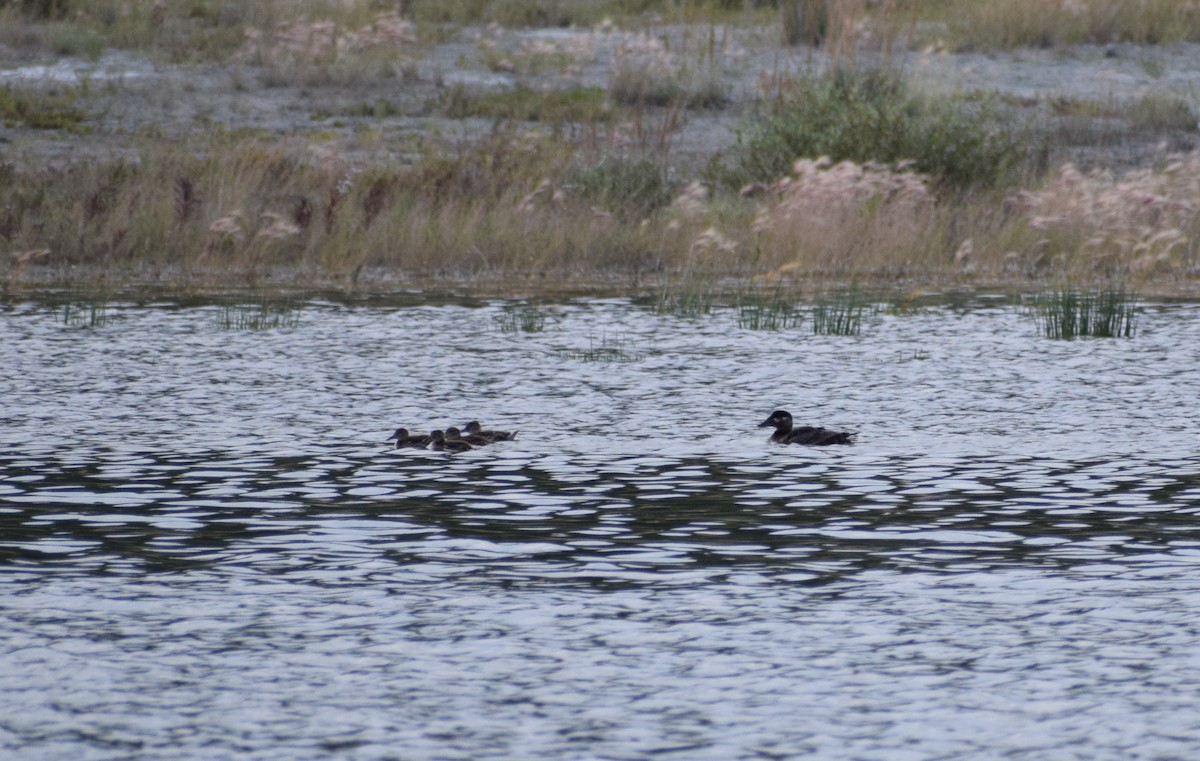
top-left (757, 417), bottom-right (774, 428)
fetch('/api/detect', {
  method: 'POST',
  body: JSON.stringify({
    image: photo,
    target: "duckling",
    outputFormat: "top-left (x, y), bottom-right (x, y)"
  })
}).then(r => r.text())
top-left (463, 420), bottom-right (517, 442)
top-left (758, 409), bottom-right (855, 446)
top-left (427, 429), bottom-right (473, 453)
top-left (450, 425), bottom-right (493, 447)
top-left (387, 427), bottom-right (431, 449)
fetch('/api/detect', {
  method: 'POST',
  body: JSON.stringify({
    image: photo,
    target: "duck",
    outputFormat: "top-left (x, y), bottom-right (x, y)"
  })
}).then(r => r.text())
top-left (449, 425), bottom-right (493, 447)
top-left (758, 409), bottom-right (855, 446)
top-left (463, 420), bottom-right (517, 442)
top-left (387, 427), bottom-right (431, 449)
top-left (444, 426), bottom-right (486, 447)
top-left (427, 429), bottom-right (473, 453)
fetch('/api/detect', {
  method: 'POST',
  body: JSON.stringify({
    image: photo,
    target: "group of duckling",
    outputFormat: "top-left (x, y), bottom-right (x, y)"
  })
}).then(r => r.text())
top-left (387, 421), bottom-right (517, 452)
top-left (389, 411), bottom-right (853, 452)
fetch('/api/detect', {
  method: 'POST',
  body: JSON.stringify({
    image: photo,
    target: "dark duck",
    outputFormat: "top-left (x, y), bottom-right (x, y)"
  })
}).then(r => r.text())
top-left (463, 420), bottom-right (517, 443)
top-left (758, 409), bottom-right (855, 446)
top-left (387, 427), bottom-right (431, 449)
top-left (428, 429), bottom-right (473, 453)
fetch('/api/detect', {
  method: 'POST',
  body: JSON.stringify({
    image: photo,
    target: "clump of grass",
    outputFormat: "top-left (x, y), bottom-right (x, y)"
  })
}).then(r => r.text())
top-left (608, 30), bottom-right (728, 109)
top-left (572, 156), bottom-right (676, 220)
top-left (61, 298), bottom-right (112, 327)
top-left (1029, 287), bottom-right (1138, 339)
top-left (496, 304), bottom-right (549, 332)
top-left (216, 299), bottom-right (300, 330)
top-left (556, 334), bottom-right (646, 362)
top-left (243, 11), bottom-right (420, 87)
top-left (655, 276), bottom-right (717, 316)
top-left (811, 288), bottom-right (865, 335)
top-left (1130, 93), bottom-right (1197, 133)
top-left (436, 84), bottom-right (611, 123)
top-left (340, 99), bottom-right (404, 119)
top-left (737, 287), bottom-right (803, 330)
top-left (779, 0), bottom-right (825, 46)
top-left (722, 68), bottom-right (1036, 191)
top-left (476, 28), bottom-right (595, 75)
top-left (0, 85), bottom-right (88, 132)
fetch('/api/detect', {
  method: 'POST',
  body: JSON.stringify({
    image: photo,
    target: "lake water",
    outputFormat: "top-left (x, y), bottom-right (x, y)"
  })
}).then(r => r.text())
top-left (3, 293), bottom-right (1200, 760)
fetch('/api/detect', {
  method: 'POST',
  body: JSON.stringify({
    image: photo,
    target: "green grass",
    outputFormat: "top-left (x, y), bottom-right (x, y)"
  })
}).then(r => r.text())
top-left (1029, 287), bottom-right (1138, 339)
top-left (737, 287), bottom-right (802, 330)
top-left (654, 278), bottom-right (717, 316)
top-left (719, 68), bottom-right (1037, 191)
top-left (0, 85), bottom-right (88, 132)
top-left (573, 156), bottom-right (676, 220)
top-left (216, 299), bottom-right (301, 330)
top-left (436, 84), bottom-right (612, 124)
top-left (811, 288), bottom-right (865, 335)
top-left (61, 299), bottom-right (113, 327)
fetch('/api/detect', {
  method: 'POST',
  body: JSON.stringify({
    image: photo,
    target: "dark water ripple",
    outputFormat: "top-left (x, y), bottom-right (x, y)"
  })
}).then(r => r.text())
top-left (3, 297), bottom-right (1200, 759)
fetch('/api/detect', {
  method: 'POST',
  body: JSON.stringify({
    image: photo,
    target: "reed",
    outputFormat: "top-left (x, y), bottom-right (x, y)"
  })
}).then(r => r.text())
top-left (556, 334), bottom-right (646, 362)
top-left (496, 304), bottom-right (548, 333)
top-left (1029, 287), bottom-right (1138, 339)
top-left (811, 288), bottom-right (865, 335)
top-left (215, 298), bottom-right (301, 330)
top-left (654, 277), bottom-right (717, 316)
top-left (737, 286), bottom-right (803, 330)
top-left (61, 298), bottom-right (112, 327)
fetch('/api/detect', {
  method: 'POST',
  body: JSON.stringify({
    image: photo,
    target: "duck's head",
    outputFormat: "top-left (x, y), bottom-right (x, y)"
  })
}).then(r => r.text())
top-left (758, 410), bottom-right (793, 430)
top-left (429, 430), bottom-right (445, 442)
top-left (387, 427), bottom-right (408, 441)
top-left (464, 421), bottom-right (483, 434)
top-left (445, 426), bottom-right (463, 439)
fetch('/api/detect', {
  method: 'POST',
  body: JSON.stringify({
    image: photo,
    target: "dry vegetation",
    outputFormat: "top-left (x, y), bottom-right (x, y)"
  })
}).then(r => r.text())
top-left (2, 0), bottom-right (1200, 292)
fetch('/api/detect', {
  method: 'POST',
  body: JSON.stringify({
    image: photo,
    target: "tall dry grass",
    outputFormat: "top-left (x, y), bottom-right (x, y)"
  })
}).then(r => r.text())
top-left (1012, 156), bottom-right (1200, 275)
top-left (4, 129), bottom-right (1200, 287)
top-left (749, 157), bottom-right (941, 276)
top-left (911, 0), bottom-right (1200, 49)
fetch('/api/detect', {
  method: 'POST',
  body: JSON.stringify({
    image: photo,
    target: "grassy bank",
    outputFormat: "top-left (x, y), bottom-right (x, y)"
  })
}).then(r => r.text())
top-left (4, 121), bottom-right (1198, 291)
top-left (3, 1), bottom-right (1200, 293)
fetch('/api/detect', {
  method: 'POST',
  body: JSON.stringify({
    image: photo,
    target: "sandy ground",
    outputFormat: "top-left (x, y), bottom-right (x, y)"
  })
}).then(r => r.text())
top-left (1, 25), bottom-right (1198, 174)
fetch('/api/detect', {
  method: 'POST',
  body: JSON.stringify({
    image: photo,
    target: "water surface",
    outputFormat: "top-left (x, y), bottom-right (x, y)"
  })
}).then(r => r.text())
top-left (3, 296), bottom-right (1200, 759)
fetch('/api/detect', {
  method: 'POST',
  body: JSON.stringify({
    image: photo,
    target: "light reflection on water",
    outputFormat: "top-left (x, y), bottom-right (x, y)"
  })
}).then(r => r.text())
top-left (3, 296), bottom-right (1200, 759)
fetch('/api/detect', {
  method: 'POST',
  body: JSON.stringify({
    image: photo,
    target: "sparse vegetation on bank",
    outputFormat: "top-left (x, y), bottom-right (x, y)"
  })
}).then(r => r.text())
top-left (2, 125), bottom-right (1199, 289)
top-left (2, 0), bottom-right (1200, 293)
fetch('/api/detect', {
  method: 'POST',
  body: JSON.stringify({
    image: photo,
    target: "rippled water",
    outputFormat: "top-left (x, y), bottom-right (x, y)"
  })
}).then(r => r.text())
top-left (4, 294), bottom-right (1200, 760)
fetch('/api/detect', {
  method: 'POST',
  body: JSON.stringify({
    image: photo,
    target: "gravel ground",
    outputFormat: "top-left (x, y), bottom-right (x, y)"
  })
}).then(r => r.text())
top-left (1, 25), bottom-right (1198, 174)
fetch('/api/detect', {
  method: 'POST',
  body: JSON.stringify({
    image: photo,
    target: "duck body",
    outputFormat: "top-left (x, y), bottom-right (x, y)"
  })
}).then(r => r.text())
top-left (428, 429), bottom-right (473, 452)
top-left (759, 410), bottom-right (854, 446)
top-left (387, 427), bottom-right (432, 449)
top-left (463, 420), bottom-right (517, 443)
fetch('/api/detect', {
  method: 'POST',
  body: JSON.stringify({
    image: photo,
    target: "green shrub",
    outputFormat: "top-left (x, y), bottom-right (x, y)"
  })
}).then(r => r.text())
top-left (721, 68), bottom-right (1037, 191)
top-left (572, 156), bottom-right (675, 219)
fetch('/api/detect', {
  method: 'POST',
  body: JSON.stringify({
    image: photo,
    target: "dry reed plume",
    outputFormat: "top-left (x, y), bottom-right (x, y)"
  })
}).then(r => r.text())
top-left (750, 157), bottom-right (940, 276)
top-left (237, 11), bottom-right (416, 67)
top-left (1014, 154), bottom-right (1200, 275)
